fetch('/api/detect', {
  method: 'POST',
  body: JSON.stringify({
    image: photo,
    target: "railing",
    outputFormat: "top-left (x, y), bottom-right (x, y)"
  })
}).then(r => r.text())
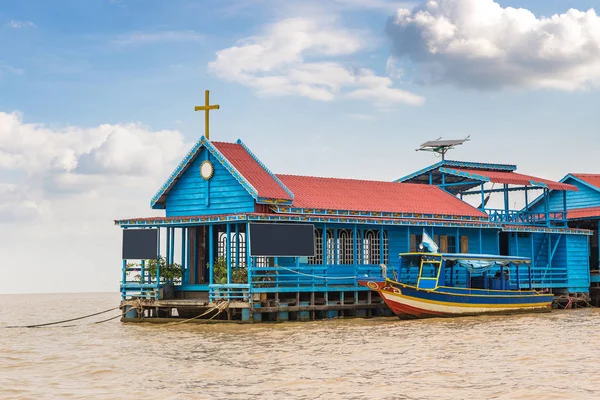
top-left (484, 209), bottom-right (567, 226)
top-left (209, 284), bottom-right (251, 302)
top-left (247, 264), bottom-right (383, 293)
top-left (120, 264), bottom-right (160, 299)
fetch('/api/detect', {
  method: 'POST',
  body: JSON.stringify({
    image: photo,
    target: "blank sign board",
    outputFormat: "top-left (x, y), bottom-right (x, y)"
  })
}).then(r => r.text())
top-left (122, 229), bottom-right (158, 260)
top-left (249, 223), bottom-right (315, 257)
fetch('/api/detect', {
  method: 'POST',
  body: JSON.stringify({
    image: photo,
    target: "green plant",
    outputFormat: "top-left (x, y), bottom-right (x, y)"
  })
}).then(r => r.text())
top-left (212, 257), bottom-right (228, 284)
top-left (144, 256), bottom-right (182, 283)
top-left (210, 257), bottom-right (248, 284)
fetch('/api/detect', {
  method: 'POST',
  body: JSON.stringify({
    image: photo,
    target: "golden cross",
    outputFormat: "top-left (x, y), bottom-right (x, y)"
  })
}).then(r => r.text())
top-left (194, 90), bottom-right (220, 140)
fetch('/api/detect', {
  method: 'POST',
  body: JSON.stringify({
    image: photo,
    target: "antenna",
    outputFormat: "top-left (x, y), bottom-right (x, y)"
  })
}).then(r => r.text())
top-left (416, 136), bottom-right (470, 160)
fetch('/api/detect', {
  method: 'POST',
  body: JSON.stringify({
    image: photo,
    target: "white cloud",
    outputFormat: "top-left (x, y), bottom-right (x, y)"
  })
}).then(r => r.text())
top-left (114, 30), bottom-right (202, 45)
top-left (7, 20), bottom-right (36, 29)
top-left (0, 111), bottom-right (188, 218)
top-left (386, 0), bottom-right (600, 90)
top-left (209, 17), bottom-right (424, 106)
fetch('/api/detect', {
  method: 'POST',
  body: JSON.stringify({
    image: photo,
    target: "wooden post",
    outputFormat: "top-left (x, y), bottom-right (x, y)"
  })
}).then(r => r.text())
top-left (209, 225), bottom-right (214, 285)
top-left (379, 226), bottom-right (384, 264)
top-left (121, 259), bottom-right (127, 299)
top-left (226, 224), bottom-right (231, 285)
top-left (323, 224), bottom-right (328, 266)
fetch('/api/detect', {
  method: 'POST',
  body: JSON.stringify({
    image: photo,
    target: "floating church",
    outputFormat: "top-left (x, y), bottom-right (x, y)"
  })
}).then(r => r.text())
top-left (116, 92), bottom-right (594, 322)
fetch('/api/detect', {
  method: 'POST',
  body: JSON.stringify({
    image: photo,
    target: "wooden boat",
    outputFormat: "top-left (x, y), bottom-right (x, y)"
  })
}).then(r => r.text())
top-left (358, 253), bottom-right (554, 319)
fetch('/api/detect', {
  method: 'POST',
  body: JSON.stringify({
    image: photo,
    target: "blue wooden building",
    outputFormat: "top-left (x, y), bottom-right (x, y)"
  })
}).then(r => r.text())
top-left (527, 173), bottom-right (600, 302)
top-left (116, 137), bottom-right (592, 321)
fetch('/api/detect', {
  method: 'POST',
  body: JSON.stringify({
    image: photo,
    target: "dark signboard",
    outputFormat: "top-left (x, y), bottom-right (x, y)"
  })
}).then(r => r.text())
top-left (249, 223), bottom-right (315, 257)
top-left (122, 229), bottom-right (158, 260)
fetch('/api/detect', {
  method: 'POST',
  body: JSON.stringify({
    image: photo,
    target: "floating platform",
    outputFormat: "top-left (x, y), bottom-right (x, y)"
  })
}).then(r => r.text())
top-left (120, 290), bottom-right (393, 323)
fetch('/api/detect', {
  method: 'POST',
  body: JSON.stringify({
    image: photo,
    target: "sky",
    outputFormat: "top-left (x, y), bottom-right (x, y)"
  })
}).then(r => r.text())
top-left (2, 0), bottom-right (600, 293)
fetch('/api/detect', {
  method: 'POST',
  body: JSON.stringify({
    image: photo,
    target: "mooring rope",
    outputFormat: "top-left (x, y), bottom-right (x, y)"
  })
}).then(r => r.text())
top-left (163, 301), bottom-right (230, 326)
top-left (5, 305), bottom-right (122, 329)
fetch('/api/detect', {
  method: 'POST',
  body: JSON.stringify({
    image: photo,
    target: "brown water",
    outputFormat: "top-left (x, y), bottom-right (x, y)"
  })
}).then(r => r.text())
top-left (1, 293), bottom-right (600, 399)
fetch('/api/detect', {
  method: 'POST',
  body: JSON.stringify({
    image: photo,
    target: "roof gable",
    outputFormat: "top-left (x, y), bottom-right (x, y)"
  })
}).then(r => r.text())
top-left (151, 137), bottom-right (292, 209)
top-left (276, 174), bottom-right (487, 218)
top-left (568, 174), bottom-right (600, 192)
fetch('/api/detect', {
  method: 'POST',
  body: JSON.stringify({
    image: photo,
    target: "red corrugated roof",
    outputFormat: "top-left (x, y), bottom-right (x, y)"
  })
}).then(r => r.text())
top-left (212, 142), bottom-right (292, 200)
top-left (568, 207), bottom-right (600, 220)
top-left (448, 168), bottom-right (578, 191)
top-left (276, 174), bottom-right (487, 217)
top-left (572, 174), bottom-right (600, 190)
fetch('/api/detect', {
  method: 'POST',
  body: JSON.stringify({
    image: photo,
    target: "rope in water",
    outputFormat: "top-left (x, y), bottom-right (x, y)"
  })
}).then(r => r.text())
top-left (6, 305), bottom-right (122, 328)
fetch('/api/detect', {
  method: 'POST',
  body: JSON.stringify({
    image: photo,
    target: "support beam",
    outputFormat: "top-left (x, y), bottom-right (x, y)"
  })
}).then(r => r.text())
top-left (209, 225), bottom-right (214, 285)
top-left (323, 224), bottom-right (328, 265)
top-left (380, 226), bottom-right (384, 263)
top-left (226, 224), bottom-right (231, 284)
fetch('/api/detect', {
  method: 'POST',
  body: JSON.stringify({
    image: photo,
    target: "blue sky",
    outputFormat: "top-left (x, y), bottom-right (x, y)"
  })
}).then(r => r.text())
top-left (2, 0), bottom-right (600, 293)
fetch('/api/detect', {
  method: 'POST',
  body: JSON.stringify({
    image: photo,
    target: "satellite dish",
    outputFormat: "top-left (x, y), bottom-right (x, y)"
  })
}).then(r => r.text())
top-left (416, 136), bottom-right (470, 160)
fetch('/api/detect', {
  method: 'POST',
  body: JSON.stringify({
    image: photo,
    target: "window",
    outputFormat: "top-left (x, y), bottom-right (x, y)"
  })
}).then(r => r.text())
top-left (326, 229), bottom-right (335, 265)
top-left (410, 234), bottom-right (423, 252)
top-left (308, 229), bottom-right (323, 265)
top-left (460, 236), bottom-right (469, 253)
top-left (338, 229), bottom-right (354, 265)
top-left (439, 235), bottom-right (457, 253)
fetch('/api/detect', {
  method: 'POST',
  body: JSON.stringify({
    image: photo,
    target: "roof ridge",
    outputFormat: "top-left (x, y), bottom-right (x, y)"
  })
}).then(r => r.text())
top-left (276, 173), bottom-right (433, 186)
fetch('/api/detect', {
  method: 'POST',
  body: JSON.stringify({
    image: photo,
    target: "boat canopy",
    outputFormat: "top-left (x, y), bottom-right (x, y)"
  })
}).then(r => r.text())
top-left (399, 253), bottom-right (531, 275)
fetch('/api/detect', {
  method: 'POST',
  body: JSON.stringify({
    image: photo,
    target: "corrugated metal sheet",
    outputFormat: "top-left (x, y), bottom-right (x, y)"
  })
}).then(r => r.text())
top-left (567, 206), bottom-right (600, 220)
top-left (212, 142), bottom-right (292, 201)
top-left (276, 174), bottom-right (487, 217)
top-left (447, 168), bottom-right (578, 191)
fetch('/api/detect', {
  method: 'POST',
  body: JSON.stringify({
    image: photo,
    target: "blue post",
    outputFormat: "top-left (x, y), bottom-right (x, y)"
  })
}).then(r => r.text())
top-left (353, 224), bottom-right (358, 267)
top-left (455, 227), bottom-right (459, 254)
top-left (246, 222), bottom-right (251, 291)
top-left (323, 224), bottom-right (328, 266)
top-left (524, 187), bottom-right (529, 211)
top-left (226, 224), bottom-right (231, 285)
top-left (562, 190), bottom-right (567, 226)
top-left (544, 188), bottom-right (550, 227)
top-left (516, 264), bottom-right (520, 289)
top-left (379, 226), bottom-right (384, 264)
top-left (530, 233), bottom-right (535, 273)
top-left (170, 227), bottom-right (175, 265)
top-left (503, 184), bottom-right (509, 221)
top-left (528, 265), bottom-right (533, 290)
top-left (141, 259), bottom-right (146, 284)
top-left (181, 227), bottom-right (186, 277)
top-left (121, 259), bottom-right (127, 299)
top-left (429, 172), bottom-right (433, 185)
top-left (166, 227), bottom-right (171, 265)
top-left (334, 228), bottom-right (338, 265)
top-left (480, 184), bottom-right (485, 211)
top-left (235, 224), bottom-right (240, 268)
top-left (209, 224), bottom-right (214, 285)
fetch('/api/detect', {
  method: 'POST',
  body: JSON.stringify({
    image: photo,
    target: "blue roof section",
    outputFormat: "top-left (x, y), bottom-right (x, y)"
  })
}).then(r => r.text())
top-left (395, 160), bottom-right (517, 182)
top-left (150, 136), bottom-right (259, 209)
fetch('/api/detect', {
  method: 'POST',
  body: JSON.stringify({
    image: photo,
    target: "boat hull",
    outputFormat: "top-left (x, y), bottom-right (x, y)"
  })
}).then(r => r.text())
top-left (359, 280), bottom-right (554, 319)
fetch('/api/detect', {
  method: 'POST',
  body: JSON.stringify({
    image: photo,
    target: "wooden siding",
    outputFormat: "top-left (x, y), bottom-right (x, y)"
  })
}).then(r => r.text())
top-left (165, 148), bottom-right (255, 217)
top-left (507, 232), bottom-right (588, 292)
top-left (566, 234), bottom-right (591, 292)
top-left (531, 177), bottom-right (600, 212)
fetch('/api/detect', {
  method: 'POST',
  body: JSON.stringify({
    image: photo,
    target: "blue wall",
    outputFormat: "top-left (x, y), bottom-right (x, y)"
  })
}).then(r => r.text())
top-left (531, 177), bottom-right (600, 212)
top-left (566, 234), bottom-right (590, 292)
top-left (508, 232), bottom-right (589, 292)
top-left (166, 148), bottom-right (255, 217)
